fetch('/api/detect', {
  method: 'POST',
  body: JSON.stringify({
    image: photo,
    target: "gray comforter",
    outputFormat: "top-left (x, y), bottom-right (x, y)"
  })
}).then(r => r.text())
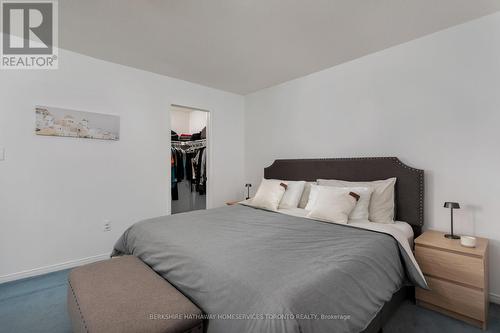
top-left (113, 205), bottom-right (423, 333)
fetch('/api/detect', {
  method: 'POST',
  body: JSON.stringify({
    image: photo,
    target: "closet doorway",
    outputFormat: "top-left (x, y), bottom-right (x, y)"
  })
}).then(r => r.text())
top-left (170, 105), bottom-right (209, 215)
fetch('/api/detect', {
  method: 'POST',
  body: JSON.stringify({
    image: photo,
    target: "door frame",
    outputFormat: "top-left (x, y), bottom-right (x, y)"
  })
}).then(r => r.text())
top-left (169, 104), bottom-right (212, 214)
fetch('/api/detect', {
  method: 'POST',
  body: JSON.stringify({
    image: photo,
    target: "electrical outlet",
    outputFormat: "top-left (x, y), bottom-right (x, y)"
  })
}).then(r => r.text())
top-left (103, 220), bottom-right (112, 232)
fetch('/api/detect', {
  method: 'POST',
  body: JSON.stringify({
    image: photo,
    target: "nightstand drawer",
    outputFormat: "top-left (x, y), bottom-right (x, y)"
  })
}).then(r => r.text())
top-left (415, 245), bottom-right (484, 288)
top-left (416, 276), bottom-right (485, 321)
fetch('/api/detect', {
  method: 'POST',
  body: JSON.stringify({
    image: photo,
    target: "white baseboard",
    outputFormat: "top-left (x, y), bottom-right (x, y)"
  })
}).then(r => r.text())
top-left (0, 253), bottom-right (110, 284)
top-left (490, 292), bottom-right (500, 305)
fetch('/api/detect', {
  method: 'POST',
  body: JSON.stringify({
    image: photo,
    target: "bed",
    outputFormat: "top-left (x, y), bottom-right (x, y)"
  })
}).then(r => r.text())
top-left (112, 157), bottom-right (425, 333)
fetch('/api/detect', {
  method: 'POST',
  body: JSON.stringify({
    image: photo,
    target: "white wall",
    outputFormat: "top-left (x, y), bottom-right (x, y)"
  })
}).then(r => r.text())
top-left (170, 107), bottom-right (207, 134)
top-left (0, 48), bottom-right (245, 281)
top-left (245, 13), bottom-right (500, 302)
top-left (170, 108), bottom-right (191, 134)
top-left (189, 111), bottom-right (208, 134)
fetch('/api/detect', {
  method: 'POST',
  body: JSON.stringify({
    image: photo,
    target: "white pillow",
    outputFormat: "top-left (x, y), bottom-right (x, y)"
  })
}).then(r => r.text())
top-left (251, 179), bottom-right (287, 211)
top-left (305, 185), bottom-right (372, 220)
top-left (306, 187), bottom-right (359, 224)
top-left (338, 187), bottom-right (373, 220)
top-left (298, 181), bottom-right (316, 208)
top-left (304, 184), bottom-right (321, 211)
top-left (317, 178), bottom-right (396, 224)
top-left (279, 181), bottom-right (306, 209)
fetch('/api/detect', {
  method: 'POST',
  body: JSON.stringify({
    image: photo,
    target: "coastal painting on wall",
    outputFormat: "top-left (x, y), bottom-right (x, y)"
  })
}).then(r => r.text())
top-left (35, 106), bottom-right (120, 140)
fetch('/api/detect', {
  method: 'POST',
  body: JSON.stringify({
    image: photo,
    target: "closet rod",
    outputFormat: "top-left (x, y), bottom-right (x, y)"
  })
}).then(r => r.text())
top-left (172, 139), bottom-right (206, 146)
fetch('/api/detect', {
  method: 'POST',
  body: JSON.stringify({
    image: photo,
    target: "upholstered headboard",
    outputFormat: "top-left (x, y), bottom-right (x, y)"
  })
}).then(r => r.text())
top-left (264, 157), bottom-right (424, 236)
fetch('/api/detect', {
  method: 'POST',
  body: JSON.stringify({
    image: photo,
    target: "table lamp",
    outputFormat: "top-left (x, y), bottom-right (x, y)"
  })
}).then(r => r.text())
top-left (443, 202), bottom-right (460, 239)
top-left (245, 183), bottom-right (252, 200)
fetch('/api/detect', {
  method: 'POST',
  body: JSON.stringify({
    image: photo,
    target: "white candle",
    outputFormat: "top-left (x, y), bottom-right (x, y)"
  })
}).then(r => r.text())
top-left (460, 236), bottom-right (477, 248)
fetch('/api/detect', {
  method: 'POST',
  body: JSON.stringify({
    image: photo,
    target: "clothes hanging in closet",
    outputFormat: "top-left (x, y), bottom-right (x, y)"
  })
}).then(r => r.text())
top-left (171, 145), bottom-right (206, 200)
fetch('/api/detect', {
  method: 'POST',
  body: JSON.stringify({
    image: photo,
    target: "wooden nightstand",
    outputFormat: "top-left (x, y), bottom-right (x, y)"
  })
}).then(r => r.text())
top-left (415, 230), bottom-right (489, 329)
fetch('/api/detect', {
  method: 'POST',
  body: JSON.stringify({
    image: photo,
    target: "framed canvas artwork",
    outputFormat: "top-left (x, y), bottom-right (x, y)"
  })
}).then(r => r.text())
top-left (35, 106), bottom-right (120, 141)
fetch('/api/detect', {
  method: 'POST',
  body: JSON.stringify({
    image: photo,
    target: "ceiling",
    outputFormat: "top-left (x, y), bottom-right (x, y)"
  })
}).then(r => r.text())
top-left (59, 0), bottom-right (500, 94)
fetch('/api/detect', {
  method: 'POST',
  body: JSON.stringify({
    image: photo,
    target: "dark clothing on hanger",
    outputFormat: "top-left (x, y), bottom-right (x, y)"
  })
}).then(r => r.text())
top-left (185, 152), bottom-right (194, 187)
top-left (171, 150), bottom-right (178, 200)
top-left (194, 148), bottom-right (206, 195)
top-left (175, 149), bottom-right (184, 181)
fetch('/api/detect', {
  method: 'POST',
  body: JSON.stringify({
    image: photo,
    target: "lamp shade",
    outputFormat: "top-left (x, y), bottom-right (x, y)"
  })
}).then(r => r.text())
top-left (444, 202), bottom-right (460, 209)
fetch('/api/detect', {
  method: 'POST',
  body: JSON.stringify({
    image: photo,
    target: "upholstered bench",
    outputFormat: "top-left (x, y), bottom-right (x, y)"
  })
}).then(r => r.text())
top-left (67, 255), bottom-right (203, 333)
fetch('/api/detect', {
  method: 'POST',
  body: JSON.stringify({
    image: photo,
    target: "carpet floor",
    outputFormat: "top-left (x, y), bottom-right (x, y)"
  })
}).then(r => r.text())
top-left (0, 269), bottom-right (498, 333)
